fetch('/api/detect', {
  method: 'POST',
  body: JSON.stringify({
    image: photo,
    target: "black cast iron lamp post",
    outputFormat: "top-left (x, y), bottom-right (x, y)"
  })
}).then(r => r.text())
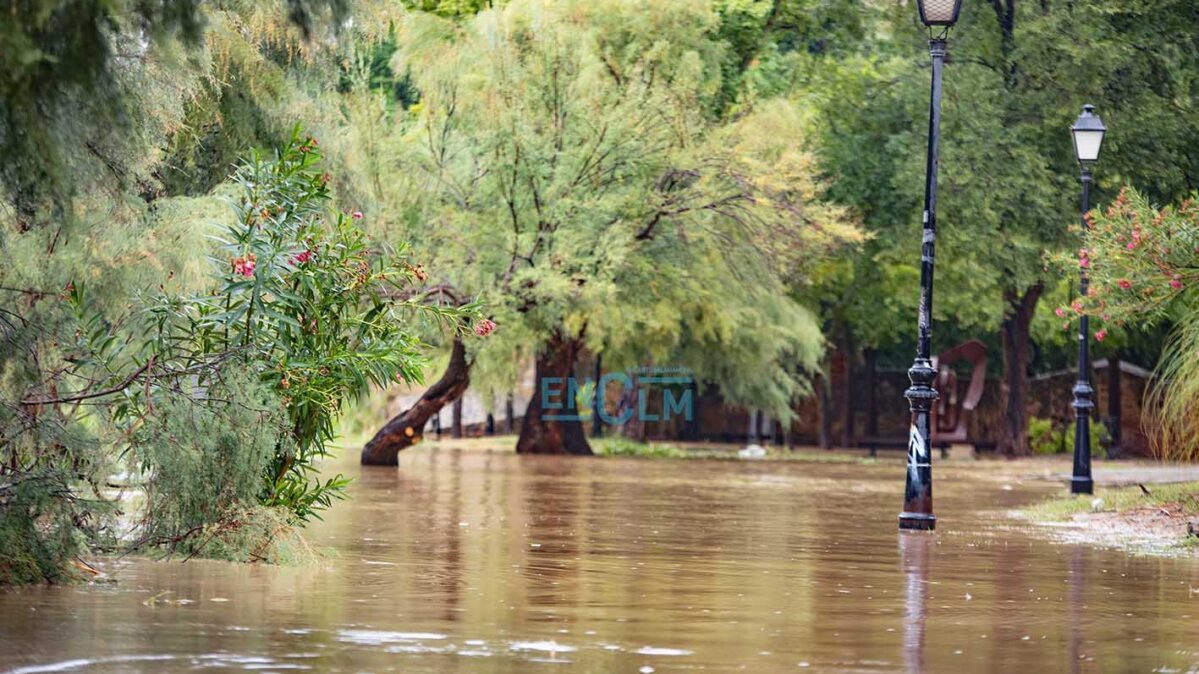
top-left (899, 0), bottom-right (963, 532)
top-left (1069, 104), bottom-right (1106, 495)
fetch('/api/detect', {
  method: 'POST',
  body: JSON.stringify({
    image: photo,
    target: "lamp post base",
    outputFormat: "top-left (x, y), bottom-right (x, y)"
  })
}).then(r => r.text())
top-left (1070, 477), bottom-right (1094, 495)
top-left (899, 512), bottom-right (937, 531)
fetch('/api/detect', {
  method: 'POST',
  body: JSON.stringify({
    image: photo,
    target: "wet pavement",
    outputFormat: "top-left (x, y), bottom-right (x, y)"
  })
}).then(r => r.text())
top-left (1, 450), bottom-right (1197, 673)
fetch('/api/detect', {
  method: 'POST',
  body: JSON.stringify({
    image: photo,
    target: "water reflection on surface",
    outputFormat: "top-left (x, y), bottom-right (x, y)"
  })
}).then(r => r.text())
top-left (2, 450), bottom-right (1198, 673)
top-left (900, 533), bottom-right (930, 674)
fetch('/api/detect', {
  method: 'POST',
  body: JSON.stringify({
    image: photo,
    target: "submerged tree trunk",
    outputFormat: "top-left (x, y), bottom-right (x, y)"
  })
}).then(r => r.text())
top-left (516, 331), bottom-right (593, 455)
top-left (451, 397), bottom-right (464, 438)
top-left (361, 338), bottom-right (471, 465)
top-left (997, 284), bottom-right (1043, 457)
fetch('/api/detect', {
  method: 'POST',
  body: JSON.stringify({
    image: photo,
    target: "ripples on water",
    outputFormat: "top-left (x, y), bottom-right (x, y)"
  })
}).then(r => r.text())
top-left (1, 450), bottom-right (1198, 672)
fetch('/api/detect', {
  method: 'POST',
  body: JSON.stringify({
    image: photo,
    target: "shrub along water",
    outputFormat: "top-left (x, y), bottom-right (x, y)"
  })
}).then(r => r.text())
top-left (1028, 417), bottom-right (1109, 456)
top-left (1, 131), bottom-right (478, 582)
top-left (1062, 189), bottom-right (1199, 460)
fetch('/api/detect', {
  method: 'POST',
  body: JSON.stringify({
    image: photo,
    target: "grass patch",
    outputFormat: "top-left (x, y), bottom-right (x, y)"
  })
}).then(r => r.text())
top-left (592, 437), bottom-right (882, 464)
top-left (1022, 481), bottom-right (1199, 522)
top-left (593, 437), bottom-right (690, 459)
top-left (1018, 481), bottom-right (1199, 556)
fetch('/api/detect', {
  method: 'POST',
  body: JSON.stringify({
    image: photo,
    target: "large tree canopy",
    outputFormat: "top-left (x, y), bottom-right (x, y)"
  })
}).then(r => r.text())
top-left (352, 0), bottom-right (859, 457)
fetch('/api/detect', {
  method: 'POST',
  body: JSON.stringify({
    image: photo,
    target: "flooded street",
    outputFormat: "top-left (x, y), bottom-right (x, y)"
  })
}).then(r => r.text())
top-left (2, 450), bottom-right (1198, 673)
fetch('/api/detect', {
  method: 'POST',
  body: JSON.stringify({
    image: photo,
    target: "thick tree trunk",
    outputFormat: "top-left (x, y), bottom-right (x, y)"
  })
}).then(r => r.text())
top-left (361, 338), bottom-right (471, 465)
top-left (591, 354), bottom-right (604, 439)
top-left (838, 332), bottom-right (855, 448)
top-left (516, 331), bottom-right (593, 455)
top-left (997, 284), bottom-right (1043, 457)
top-left (451, 397), bottom-right (464, 438)
top-left (816, 371), bottom-right (833, 450)
top-left (619, 369), bottom-right (646, 441)
top-left (864, 348), bottom-right (879, 439)
top-left (684, 380), bottom-right (700, 441)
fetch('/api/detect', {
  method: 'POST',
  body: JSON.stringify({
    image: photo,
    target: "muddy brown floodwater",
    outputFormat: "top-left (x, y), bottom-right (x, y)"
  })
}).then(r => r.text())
top-left (2, 450), bottom-right (1199, 673)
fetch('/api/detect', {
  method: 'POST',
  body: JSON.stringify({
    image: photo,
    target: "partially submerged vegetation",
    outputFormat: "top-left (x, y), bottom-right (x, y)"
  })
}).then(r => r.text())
top-left (1020, 482), bottom-right (1199, 554)
top-left (1, 137), bottom-right (476, 585)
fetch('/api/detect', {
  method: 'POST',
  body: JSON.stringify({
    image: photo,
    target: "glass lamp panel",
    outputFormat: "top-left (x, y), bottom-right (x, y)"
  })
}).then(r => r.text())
top-left (919, 0), bottom-right (961, 24)
top-left (1073, 129), bottom-right (1104, 162)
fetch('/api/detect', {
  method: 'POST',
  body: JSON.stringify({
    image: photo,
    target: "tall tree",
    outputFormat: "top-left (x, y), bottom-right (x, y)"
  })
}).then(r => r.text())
top-left (357, 0), bottom-right (858, 459)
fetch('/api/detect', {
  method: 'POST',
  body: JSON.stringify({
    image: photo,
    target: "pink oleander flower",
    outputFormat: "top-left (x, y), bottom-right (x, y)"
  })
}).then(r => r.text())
top-left (293, 250), bottom-right (314, 265)
top-left (1071, 300), bottom-right (1084, 314)
top-left (1117, 279), bottom-right (1133, 290)
top-left (1170, 278), bottom-right (1183, 290)
top-left (1095, 329), bottom-right (1107, 342)
top-left (351, 210), bottom-right (364, 220)
top-left (233, 253), bottom-right (257, 278)
top-left (1054, 307), bottom-right (1066, 318)
top-left (474, 319), bottom-right (496, 337)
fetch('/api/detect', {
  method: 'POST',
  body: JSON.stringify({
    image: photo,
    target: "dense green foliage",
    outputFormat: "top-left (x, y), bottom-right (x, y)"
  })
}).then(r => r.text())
top-left (133, 135), bottom-right (465, 523)
top-left (761, 0), bottom-right (1199, 453)
top-left (3, 131), bottom-right (472, 580)
top-left (0, 0), bottom-right (429, 583)
top-left (1028, 416), bottom-right (1108, 456)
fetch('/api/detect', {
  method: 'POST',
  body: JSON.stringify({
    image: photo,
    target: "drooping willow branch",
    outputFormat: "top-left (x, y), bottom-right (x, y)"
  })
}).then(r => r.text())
top-left (20, 362), bottom-right (153, 407)
top-left (19, 351), bottom-right (244, 407)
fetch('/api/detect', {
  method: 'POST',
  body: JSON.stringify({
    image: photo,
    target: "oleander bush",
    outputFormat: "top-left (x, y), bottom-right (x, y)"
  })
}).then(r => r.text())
top-left (1, 132), bottom-right (478, 580)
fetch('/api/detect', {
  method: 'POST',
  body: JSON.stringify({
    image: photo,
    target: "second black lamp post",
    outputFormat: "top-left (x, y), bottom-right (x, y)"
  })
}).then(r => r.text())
top-left (899, 0), bottom-right (964, 532)
top-left (1070, 104), bottom-right (1106, 495)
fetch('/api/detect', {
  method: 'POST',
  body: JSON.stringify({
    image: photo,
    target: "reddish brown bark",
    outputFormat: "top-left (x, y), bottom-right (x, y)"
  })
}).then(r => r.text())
top-left (516, 331), bottom-right (593, 455)
top-left (996, 284), bottom-right (1043, 457)
top-left (361, 338), bottom-right (471, 466)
